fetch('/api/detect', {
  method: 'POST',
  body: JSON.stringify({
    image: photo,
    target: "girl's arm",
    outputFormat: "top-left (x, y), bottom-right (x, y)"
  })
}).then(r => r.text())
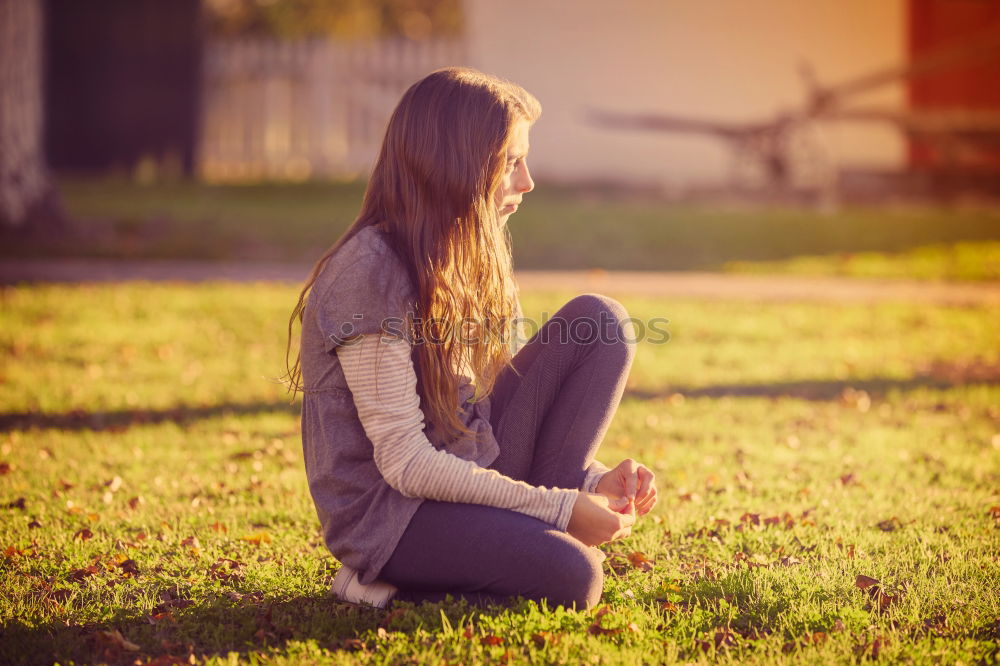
top-left (337, 334), bottom-right (579, 531)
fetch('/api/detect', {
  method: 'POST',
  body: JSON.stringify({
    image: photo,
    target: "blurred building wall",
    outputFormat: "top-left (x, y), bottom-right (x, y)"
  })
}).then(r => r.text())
top-left (465, 0), bottom-right (907, 189)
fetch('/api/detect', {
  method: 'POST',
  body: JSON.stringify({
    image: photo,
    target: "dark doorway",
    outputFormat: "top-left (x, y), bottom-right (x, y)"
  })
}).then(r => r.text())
top-left (44, 0), bottom-right (202, 176)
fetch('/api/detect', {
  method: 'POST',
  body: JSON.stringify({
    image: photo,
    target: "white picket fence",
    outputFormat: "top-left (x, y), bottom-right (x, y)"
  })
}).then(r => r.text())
top-left (198, 38), bottom-right (467, 182)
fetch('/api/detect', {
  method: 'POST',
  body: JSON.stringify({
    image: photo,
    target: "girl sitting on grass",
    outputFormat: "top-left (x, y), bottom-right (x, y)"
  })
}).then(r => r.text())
top-left (285, 67), bottom-right (658, 610)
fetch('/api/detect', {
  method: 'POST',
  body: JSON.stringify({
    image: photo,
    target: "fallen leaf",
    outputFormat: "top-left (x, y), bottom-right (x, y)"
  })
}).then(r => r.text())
top-left (587, 605), bottom-right (624, 636)
top-left (27, 519), bottom-right (42, 529)
top-left (0, 462), bottom-right (10, 475)
top-left (876, 517), bottom-right (903, 532)
top-left (118, 559), bottom-right (140, 576)
top-left (839, 473), bottom-right (860, 487)
top-left (739, 512), bottom-right (761, 527)
top-left (240, 531), bottom-right (271, 545)
top-left (480, 635), bottom-right (503, 646)
top-left (854, 575), bottom-right (899, 613)
top-left (627, 551), bottom-right (654, 571)
top-left (149, 611), bottom-right (176, 624)
top-left (74, 528), bottom-right (94, 541)
top-left (69, 565), bottom-right (100, 582)
top-left (93, 629), bottom-right (140, 652)
top-left (855, 575), bottom-right (880, 590)
top-left (180, 536), bottom-right (200, 549)
top-left (6, 497), bottom-right (26, 510)
top-left (531, 630), bottom-right (562, 648)
top-left (208, 557), bottom-right (246, 582)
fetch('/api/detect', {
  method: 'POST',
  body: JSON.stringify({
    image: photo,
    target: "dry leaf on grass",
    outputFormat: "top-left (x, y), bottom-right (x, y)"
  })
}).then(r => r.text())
top-left (240, 531), bottom-right (271, 545)
top-left (854, 575), bottom-right (900, 613)
top-left (627, 551), bottom-right (654, 571)
top-left (92, 629), bottom-right (140, 652)
top-left (69, 565), bottom-right (100, 582)
top-left (876, 517), bottom-right (904, 532)
top-left (587, 605), bottom-right (638, 636)
top-left (531, 631), bottom-right (561, 647)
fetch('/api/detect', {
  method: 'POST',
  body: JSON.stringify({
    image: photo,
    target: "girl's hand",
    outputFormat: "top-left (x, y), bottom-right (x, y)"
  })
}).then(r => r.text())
top-left (595, 458), bottom-right (658, 516)
top-left (567, 492), bottom-right (636, 546)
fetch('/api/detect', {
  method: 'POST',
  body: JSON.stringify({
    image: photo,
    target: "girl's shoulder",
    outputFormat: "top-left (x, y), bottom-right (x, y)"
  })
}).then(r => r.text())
top-left (307, 226), bottom-right (417, 346)
top-left (314, 225), bottom-right (410, 298)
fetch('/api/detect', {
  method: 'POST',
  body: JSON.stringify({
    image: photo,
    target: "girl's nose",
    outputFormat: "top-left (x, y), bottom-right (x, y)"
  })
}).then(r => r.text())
top-left (517, 164), bottom-right (534, 193)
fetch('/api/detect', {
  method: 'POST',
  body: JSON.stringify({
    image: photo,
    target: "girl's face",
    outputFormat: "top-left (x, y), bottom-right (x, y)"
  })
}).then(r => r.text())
top-left (494, 119), bottom-right (534, 225)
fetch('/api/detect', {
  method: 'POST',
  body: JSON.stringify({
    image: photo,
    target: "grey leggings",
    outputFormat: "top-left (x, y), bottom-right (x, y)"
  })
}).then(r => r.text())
top-left (378, 294), bottom-right (636, 610)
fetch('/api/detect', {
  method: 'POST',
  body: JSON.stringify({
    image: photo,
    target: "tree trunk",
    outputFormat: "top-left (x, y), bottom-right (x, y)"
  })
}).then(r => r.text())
top-left (0, 0), bottom-right (58, 229)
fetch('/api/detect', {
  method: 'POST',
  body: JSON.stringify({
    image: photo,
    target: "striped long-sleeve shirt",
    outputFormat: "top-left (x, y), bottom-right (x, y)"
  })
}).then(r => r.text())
top-left (336, 333), bottom-right (611, 531)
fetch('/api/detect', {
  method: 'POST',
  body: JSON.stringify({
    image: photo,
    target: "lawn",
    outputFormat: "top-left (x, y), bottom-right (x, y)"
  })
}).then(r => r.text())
top-left (5, 177), bottom-right (1000, 278)
top-left (1, 282), bottom-right (998, 664)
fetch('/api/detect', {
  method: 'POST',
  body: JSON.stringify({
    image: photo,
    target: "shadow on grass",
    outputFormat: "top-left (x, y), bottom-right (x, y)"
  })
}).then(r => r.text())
top-left (0, 401), bottom-right (300, 433)
top-left (2, 593), bottom-right (375, 665)
top-left (0, 591), bottom-right (516, 666)
top-left (5, 369), bottom-right (1000, 435)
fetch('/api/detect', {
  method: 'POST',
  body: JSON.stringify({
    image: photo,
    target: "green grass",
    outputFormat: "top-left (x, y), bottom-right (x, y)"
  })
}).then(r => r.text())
top-left (1, 283), bottom-right (999, 664)
top-left (5, 177), bottom-right (1000, 276)
top-left (726, 241), bottom-right (1000, 282)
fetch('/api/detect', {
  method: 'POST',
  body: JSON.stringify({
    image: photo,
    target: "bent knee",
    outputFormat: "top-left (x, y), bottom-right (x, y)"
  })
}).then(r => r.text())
top-left (541, 544), bottom-right (604, 611)
top-left (561, 293), bottom-right (637, 359)
top-left (566, 293), bottom-right (629, 323)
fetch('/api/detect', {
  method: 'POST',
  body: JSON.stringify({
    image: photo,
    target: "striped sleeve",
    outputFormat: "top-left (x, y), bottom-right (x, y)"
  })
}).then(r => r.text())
top-left (335, 334), bottom-right (579, 531)
top-left (581, 459), bottom-right (611, 494)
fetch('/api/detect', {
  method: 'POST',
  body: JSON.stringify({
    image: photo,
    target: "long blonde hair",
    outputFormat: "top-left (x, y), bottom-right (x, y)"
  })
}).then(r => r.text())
top-left (285, 67), bottom-right (541, 443)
